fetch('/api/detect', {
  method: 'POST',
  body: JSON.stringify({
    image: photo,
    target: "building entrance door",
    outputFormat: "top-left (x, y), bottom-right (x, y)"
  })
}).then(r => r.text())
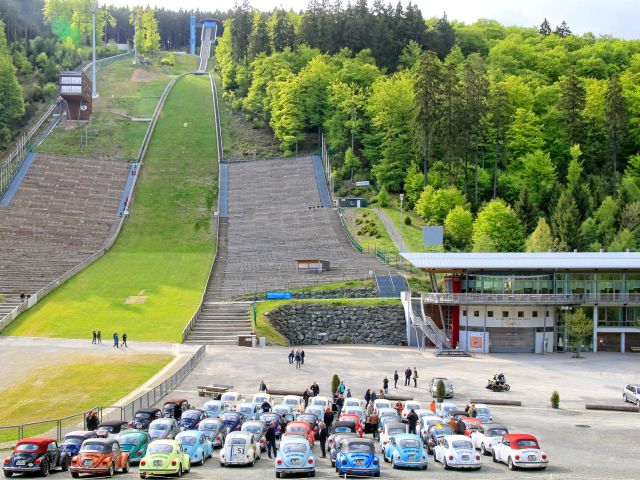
top-left (488, 327), bottom-right (536, 353)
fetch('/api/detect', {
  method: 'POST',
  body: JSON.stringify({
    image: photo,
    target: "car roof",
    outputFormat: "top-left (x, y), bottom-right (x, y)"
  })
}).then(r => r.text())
top-left (99, 420), bottom-right (128, 427)
top-left (391, 433), bottom-right (421, 440)
top-left (65, 431), bottom-right (96, 439)
top-left (444, 434), bottom-right (472, 442)
top-left (280, 434), bottom-right (308, 444)
top-left (384, 422), bottom-right (406, 430)
top-left (227, 431), bottom-right (252, 439)
top-left (287, 421), bottom-right (310, 429)
top-left (151, 418), bottom-right (175, 424)
top-left (164, 398), bottom-right (188, 404)
top-left (17, 438), bottom-right (55, 448)
top-left (283, 395), bottom-right (300, 399)
top-left (182, 409), bottom-right (204, 414)
top-left (136, 408), bottom-right (161, 414)
top-left (149, 439), bottom-right (177, 446)
top-left (175, 430), bottom-right (201, 438)
top-left (82, 438), bottom-right (117, 446)
top-left (119, 430), bottom-right (148, 437)
top-left (243, 420), bottom-right (266, 426)
top-left (481, 423), bottom-right (507, 430)
top-left (203, 400), bottom-right (223, 405)
top-left (474, 404), bottom-right (489, 408)
top-left (343, 437), bottom-right (375, 446)
top-left (504, 433), bottom-right (538, 442)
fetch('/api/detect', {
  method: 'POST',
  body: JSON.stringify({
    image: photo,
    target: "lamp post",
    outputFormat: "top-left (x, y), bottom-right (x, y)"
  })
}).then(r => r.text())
top-left (92, 2), bottom-right (98, 98)
top-left (399, 194), bottom-right (404, 253)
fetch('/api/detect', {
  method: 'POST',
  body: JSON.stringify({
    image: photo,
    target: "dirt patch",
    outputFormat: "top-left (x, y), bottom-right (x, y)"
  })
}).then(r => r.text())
top-left (124, 290), bottom-right (148, 304)
top-left (130, 68), bottom-right (159, 83)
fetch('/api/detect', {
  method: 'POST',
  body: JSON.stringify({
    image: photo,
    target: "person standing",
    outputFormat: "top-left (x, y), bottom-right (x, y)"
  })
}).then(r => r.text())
top-left (383, 377), bottom-right (389, 395)
top-left (335, 395), bottom-right (344, 417)
top-left (457, 417), bottom-right (467, 435)
top-left (259, 379), bottom-right (267, 392)
top-left (121, 333), bottom-right (128, 348)
top-left (429, 400), bottom-right (436, 413)
top-left (261, 400), bottom-right (272, 413)
top-left (369, 411), bottom-right (380, 440)
top-left (338, 381), bottom-right (346, 395)
top-left (412, 367), bottom-right (418, 388)
top-left (92, 331), bottom-right (97, 344)
top-left (364, 389), bottom-right (371, 408)
top-left (113, 332), bottom-right (119, 348)
top-left (407, 409), bottom-right (419, 435)
top-left (404, 367), bottom-right (412, 386)
top-left (288, 349), bottom-right (295, 364)
top-left (346, 388), bottom-right (352, 398)
top-left (393, 370), bottom-right (399, 388)
top-left (317, 421), bottom-right (328, 458)
top-left (265, 422), bottom-right (277, 458)
top-left (295, 350), bottom-right (302, 369)
top-left (378, 389), bottom-right (385, 400)
top-left (97, 330), bottom-right (102, 344)
top-left (300, 349), bottom-right (305, 365)
top-left (369, 390), bottom-right (377, 405)
top-left (323, 408), bottom-right (334, 430)
top-left (394, 400), bottom-right (403, 417)
top-left (303, 390), bottom-right (310, 409)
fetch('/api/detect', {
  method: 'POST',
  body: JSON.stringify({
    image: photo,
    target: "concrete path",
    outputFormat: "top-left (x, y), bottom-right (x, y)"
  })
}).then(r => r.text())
top-left (373, 207), bottom-right (404, 251)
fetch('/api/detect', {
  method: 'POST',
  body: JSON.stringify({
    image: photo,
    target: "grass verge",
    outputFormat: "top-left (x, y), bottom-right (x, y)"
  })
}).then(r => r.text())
top-left (256, 298), bottom-right (400, 347)
top-left (343, 208), bottom-right (398, 254)
top-left (3, 75), bottom-right (217, 342)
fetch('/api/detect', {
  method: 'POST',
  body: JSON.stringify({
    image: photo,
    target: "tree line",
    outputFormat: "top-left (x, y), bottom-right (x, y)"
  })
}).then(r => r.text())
top-left (216, 1), bottom-right (640, 253)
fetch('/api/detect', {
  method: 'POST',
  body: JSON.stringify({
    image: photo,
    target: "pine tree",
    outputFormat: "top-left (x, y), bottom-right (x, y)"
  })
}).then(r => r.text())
top-left (554, 20), bottom-right (572, 38)
top-left (552, 191), bottom-right (581, 250)
top-left (605, 74), bottom-right (626, 198)
top-left (248, 12), bottom-right (270, 61)
top-left (268, 8), bottom-right (295, 52)
top-left (230, 0), bottom-right (253, 65)
top-left (539, 18), bottom-right (551, 36)
top-left (526, 218), bottom-right (554, 252)
top-left (558, 68), bottom-right (586, 147)
top-left (515, 187), bottom-right (537, 233)
top-left (0, 21), bottom-right (24, 148)
top-left (425, 13), bottom-right (455, 60)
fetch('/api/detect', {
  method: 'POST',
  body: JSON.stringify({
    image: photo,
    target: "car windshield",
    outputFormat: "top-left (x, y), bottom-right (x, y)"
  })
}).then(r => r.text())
top-left (288, 426), bottom-right (306, 433)
top-left (516, 440), bottom-right (539, 448)
top-left (298, 416), bottom-right (314, 423)
top-left (163, 403), bottom-right (176, 410)
top-left (406, 404), bottom-right (420, 410)
top-left (452, 440), bottom-right (474, 449)
top-left (182, 412), bottom-right (199, 420)
top-left (63, 437), bottom-right (84, 446)
top-left (243, 425), bottom-right (261, 434)
top-left (16, 444), bottom-right (40, 452)
top-left (399, 439), bottom-right (421, 448)
top-left (200, 422), bottom-right (220, 431)
top-left (346, 410), bottom-right (361, 416)
top-left (81, 443), bottom-right (109, 453)
top-left (284, 399), bottom-right (298, 405)
top-left (334, 427), bottom-right (352, 432)
top-left (379, 410), bottom-right (395, 417)
top-left (345, 442), bottom-right (374, 453)
top-left (261, 415), bottom-right (278, 422)
top-left (227, 438), bottom-right (247, 446)
top-left (205, 405), bottom-right (220, 413)
top-left (118, 435), bottom-right (141, 446)
top-left (283, 443), bottom-right (307, 453)
top-left (311, 400), bottom-right (326, 406)
top-left (238, 407), bottom-right (252, 415)
top-left (488, 429), bottom-right (507, 437)
top-left (388, 428), bottom-right (405, 435)
top-left (433, 426), bottom-right (454, 436)
top-left (477, 408), bottom-right (490, 415)
top-left (220, 395), bottom-right (236, 402)
top-left (179, 436), bottom-right (197, 446)
top-left (345, 401), bottom-right (359, 406)
top-left (150, 424), bottom-right (168, 431)
top-left (148, 444), bottom-right (173, 454)
top-left (135, 413), bottom-right (151, 420)
top-left (274, 408), bottom-right (288, 414)
top-left (376, 403), bottom-right (391, 409)
top-left (221, 413), bottom-right (240, 421)
top-left (98, 426), bottom-right (114, 432)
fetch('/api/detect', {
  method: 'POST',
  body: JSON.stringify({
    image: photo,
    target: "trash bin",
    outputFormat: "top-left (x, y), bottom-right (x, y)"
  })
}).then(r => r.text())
top-left (259, 337), bottom-right (266, 347)
top-left (237, 335), bottom-right (253, 347)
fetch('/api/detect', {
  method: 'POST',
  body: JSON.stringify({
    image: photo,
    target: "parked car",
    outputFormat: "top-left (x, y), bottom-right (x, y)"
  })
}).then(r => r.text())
top-left (219, 411), bottom-right (245, 433)
top-left (282, 395), bottom-right (304, 413)
top-left (162, 398), bottom-right (190, 420)
top-left (96, 421), bottom-right (130, 439)
top-left (219, 431), bottom-right (261, 467)
top-left (309, 396), bottom-right (330, 411)
top-left (284, 422), bottom-right (315, 446)
top-left (304, 406), bottom-right (324, 419)
top-left (175, 430), bottom-right (212, 466)
top-left (343, 407), bottom-right (366, 424)
top-left (434, 401), bottom-right (459, 420)
top-left (377, 408), bottom-right (400, 421)
top-left (260, 412), bottom-right (285, 437)
top-left (236, 403), bottom-right (261, 421)
top-left (400, 402), bottom-right (422, 421)
top-left (275, 434), bottom-right (316, 478)
top-left (378, 415), bottom-right (403, 437)
top-left (335, 437), bottom-right (380, 477)
top-left (344, 398), bottom-right (365, 410)
top-left (623, 384), bottom-right (640, 406)
top-left (471, 423), bottom-right (509, 456)
top-left (383, 433), bottom-right (428, 470)
top-left (372, 399), bottom-right (392, 412)
top-left (328, 432), bottom-right (358, 467)
top-left (419, 416), bottom-right (445, 444)
top-left (220, 391), bottom-right (241, 410)
top-left (430, 378), bottom-right (454, 398)
top-left (273, 404), bottom-right (295, 421)
top-left (434, 435), bottom-right (481, 470)
top-left (425, 424), bottom-right (455, 454)
top-left (492, 434), bottom-right (548, 471)
top-left (59, 431), bottom-right (97, 463)
top-left (202, 400), bottom-right (227, 418)
top-left (459, 417), bottom-right (484, 435)
top-left (138, 440), bottom-right (191, 478)
top-left (2, 437), bottom-right (69, 477)
top-left (448, 410), bottom-right (470, 421)
top-left (338, 414), bottom-right (363, 437)
top-left (295, 413), bottom-right (319, 430)
top-left (178, 409), bottom-right (207, 432)
top-left (129, 408), bottom-right (162, 431)
top-left (474, 404), bottom-right (493, 423)
top-left (148, 418), bottom-right (179, 441)
top-left (116, 430), bottom-right (151, 464)
top-left (379, 422), bottom-right (407, 453)
top-left (198, 418), bottom-right (226, 447)
top-left (252, 393), bottom-right (272, 406)
top-left (241, 420), bottom-right (268, 451)
top-left (70, 437), bottom-right (130, 477)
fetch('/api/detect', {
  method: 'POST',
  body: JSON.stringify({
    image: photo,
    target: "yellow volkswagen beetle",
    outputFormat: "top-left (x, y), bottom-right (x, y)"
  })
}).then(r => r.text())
top-left (138, 439), bottom-right (190, 478)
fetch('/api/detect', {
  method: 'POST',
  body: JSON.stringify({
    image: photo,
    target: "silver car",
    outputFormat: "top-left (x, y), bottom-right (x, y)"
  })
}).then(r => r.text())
top-left (623, 384), bottom-right (640, 406)
top-left (430, 377), bottom-right (454, 398)
top-left (148, 418), bottom-right (179, 440)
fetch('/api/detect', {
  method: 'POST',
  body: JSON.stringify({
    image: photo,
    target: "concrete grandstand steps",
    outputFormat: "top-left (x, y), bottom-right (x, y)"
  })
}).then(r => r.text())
top-left (0, 154), bottom-right (129, 296)
top-left (184, 302), bottom-right (252, 345)
top-left (0, 296), bottom-right (22, 316)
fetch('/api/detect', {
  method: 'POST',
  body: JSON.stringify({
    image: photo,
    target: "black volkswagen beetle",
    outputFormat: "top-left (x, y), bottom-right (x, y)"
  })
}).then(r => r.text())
top-left (295, 413), bottom-right (319, 429)
top-left (178, 409), bottom-right (207, 431)
top-left (129, 408), bottom-right (161, 431)
top-left (95, 420), bottom-right (130, 438)
top-left (425, 423), bottom-right (455, 454)
top-left (259, 412), bottom-right (284, 437)
top-left (3, 437), bottom-right (70, 477)
top-left (218, 411), bottom-right (245, 433)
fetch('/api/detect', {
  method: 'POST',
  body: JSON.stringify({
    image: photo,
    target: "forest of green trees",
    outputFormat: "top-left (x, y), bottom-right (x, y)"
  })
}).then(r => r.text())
top-left (216, 0), bottom-right (640, 254)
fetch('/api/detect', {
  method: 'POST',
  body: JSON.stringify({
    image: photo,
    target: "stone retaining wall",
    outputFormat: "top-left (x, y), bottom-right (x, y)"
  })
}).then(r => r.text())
top-left (265, 303), bottom-right (405, 345)
top-left (292, 287), bottom-right (379, 299)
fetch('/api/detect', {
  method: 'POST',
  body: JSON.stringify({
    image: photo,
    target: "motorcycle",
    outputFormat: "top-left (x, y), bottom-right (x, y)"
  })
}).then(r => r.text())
top-left (486, 379), bottom-right (510, 392)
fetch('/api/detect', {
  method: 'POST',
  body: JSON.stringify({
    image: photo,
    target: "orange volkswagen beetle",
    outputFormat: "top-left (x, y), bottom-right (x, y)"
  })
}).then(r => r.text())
top-left (70, 438), bottom-right (130, 477)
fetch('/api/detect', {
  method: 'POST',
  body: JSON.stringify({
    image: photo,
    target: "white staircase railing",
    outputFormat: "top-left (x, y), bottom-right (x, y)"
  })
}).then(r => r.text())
top-left (408, 293), bottom-right (450, 349)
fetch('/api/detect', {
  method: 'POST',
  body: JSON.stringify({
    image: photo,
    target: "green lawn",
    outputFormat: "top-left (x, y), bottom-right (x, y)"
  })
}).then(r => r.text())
top-left (381, 207), bottom-right (434, 253)
top-left (4, 75), bottom-right (217, 342)
top-left (343, 208), bottom-right (398, 254)
top-left (0, 354), bottom-right (172, 442)
top-left (37, 54), bottom-right (199, 161)
top-left (256, 298), bottom-right (400, 346)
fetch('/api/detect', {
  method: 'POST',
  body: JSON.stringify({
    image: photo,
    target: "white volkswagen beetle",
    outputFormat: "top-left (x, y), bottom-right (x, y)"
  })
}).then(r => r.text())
top-left (492, 434), bottom-right (548, 470)
top-left (252, 392), bottom-right (271, 406)
top-left (401, 401), bottom-right (422, 421)
top-left (343, 398), bottom-right (365, 410)
top-left (471, 423), bottom-right (508, 456)
top-left (378, 422), bottom-right (407, 453)
top-left (219, 431), bottom-right (261, 467)
top-left (220, 391), bottom-right (241, 410)
top-left (434, 435), bottom-right (481, 470)
top-left (282, 395), bottom-right (304, 413)
top-left (373, 399), bottom-right (392, 412)
top-left (309, 396), bottom-right (330, 411)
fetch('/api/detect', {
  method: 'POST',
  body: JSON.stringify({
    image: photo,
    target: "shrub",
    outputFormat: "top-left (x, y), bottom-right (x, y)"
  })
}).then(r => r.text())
top-left (377, 187), bottom-right (389, 208)
top-left (160, 54), bottom-right (176, 66)
top-left (331, 374), bottom-right (341, 395)
top-left (436, 379), bottom-right (446, 402)
top-left (404, 215), bottom-right (412, 226)
top-left (550, 390), bottom-right (560, 408)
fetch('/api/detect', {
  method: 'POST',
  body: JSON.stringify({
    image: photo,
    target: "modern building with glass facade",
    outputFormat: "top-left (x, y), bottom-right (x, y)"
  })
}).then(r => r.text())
top-left (401, 252), bottom-right (640, 353)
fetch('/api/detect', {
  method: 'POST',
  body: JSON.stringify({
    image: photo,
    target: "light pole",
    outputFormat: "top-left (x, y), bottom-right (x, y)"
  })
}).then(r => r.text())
top-left (399, 194), bottom-right (404, 253)
top-left (92, 2), bottom-right (98, 98)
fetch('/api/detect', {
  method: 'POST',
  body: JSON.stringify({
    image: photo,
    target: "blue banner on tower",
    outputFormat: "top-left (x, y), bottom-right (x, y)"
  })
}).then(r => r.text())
top-left (189, 16), bottom-right (196, 55)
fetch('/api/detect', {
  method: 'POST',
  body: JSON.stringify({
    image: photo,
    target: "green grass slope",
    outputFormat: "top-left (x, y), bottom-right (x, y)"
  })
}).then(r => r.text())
top-left (3, 75), bottom-right (217, 342)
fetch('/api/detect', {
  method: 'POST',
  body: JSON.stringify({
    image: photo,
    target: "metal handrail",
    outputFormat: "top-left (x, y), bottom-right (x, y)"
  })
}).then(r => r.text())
top-left (0, 72), bottom-right (182, 333)
top-left (337, 207), bottom-right (364, 253)
top-left (420, 292), bottom-right (584, 305)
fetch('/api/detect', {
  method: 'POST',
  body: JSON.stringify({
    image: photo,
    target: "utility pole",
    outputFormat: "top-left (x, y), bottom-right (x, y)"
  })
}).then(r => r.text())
top-left (92, 1), bottom-right (98, 98)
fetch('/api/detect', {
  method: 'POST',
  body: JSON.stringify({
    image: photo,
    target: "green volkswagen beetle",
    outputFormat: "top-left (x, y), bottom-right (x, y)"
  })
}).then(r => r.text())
top-left (117, 431), bottom-right (151, 464)
top-left (139, 439), bottom-right (191, 478)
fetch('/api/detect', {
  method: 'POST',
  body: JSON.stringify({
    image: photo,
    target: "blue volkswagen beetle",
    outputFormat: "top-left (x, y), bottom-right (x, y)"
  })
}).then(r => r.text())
top-left (383, 433), bottom-right (428, 470)
top-left (275, 434), bottom-right (315, 478)
top-left (178, 409), bottom-right (207, 431)
top-left (175, 430), bottom-right (213, 466)
top-left (117, 430), bottom-right (151, 463)
top-left (202, 400), bottom-right (227, 418)
top-left (335, 437), bottom-right (380, 477)
top-left (59, 431), bottom-right (96, 462)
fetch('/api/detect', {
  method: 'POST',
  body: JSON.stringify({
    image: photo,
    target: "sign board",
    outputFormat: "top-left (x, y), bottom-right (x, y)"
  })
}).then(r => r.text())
top-left (355, 180), bottom-right (370, 187)
top-left (189, 16), bottom-right (196, 55)
top-left (266, 291), bottom-right (292, 300)
top-left (423, 226), bottom-right (444, 246)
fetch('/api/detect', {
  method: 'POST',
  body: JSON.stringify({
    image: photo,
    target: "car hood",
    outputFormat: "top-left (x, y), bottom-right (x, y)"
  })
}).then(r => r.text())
top-left (341, 453), bottom-right (377, 468)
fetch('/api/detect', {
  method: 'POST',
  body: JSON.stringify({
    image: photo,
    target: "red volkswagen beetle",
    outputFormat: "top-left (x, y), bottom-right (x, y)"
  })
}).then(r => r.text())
top-left (338, 414), bottom-right (363, 437)
top-left (283, 422), bottom-right (315, 446)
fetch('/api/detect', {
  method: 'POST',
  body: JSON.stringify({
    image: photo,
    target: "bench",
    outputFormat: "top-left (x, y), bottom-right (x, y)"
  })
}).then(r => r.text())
top-left (197, 384), bottom-right (232, 398)
top-left (434, 349), bottom-right (472, 357)
top-left (266, 388), bottom-right (308, 396)
top-left (630, 346), bottom-right (640, 352)
top-left (384, 393), bottom-right (415, 401)
top-left (469, 399), bottom-right (522, 406)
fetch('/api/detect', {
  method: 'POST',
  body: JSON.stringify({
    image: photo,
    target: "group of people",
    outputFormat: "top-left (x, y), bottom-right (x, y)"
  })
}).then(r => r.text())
top-left (91, 330), bottom-right (128, 348)
top-left (287, 348), bottom-right (306, 368)
top-left (85, 411), bottom-right (99, 430)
